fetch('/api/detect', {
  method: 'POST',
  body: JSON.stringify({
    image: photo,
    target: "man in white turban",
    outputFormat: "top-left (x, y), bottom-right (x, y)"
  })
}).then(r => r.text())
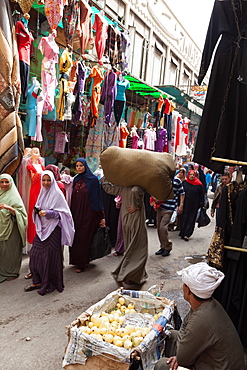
top-left (155, 262), bottom-right (245, 370)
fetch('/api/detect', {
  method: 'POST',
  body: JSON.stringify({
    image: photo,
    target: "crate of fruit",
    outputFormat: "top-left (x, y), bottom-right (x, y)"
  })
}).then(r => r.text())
top-left (63, 288), bottom-right (174, 370)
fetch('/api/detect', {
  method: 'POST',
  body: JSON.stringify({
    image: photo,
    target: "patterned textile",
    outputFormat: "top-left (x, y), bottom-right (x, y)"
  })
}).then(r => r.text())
top-left (62, 0), bottom-right (79, 45)
top-left (207, 226), bottom-right (225, 268)
top-left (45, 0), bottom-right (66, 30)
top-left (0, 1), bottom-right (24, 175)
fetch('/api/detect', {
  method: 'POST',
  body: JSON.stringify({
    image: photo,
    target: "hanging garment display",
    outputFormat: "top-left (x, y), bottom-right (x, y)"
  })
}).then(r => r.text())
top-left (62, 0), bottom-right (80, 45)
top-left (45, 0), bottom-right (66, 30)
top-left (0, 1), bottom-right (24, 175)
top-left (14, 0), bottom-right (34, 18)
top-left (194, 0), bottom-right (247, 173)
top-left (104, 24), bottom-right (123, 67)
top-left (120, 31), bottom-right (131, 71)
top-left (38, 30), bottom-right (59, 112)
top-left (119, 123), bottom-right (129, 148)
top-left (90, 65), bottom-right (104, 127)
top-left (155, 127), bottom-right (167, 152)
top-left (114, 77), bottom-right (130, 125)
top-left (26, 81), bottom-right (39, 137)
top-left (73, 60), bottom-right (86, 124)
top-left (78, 0), bottom-right (92, 54)
top-left (16, 19), bottom-right (34, 102)
top-left (93, 12), bottom-right (108, 65)
top-left (100, 70), bottom-right (117, 126)
top-left (57, 48), bottom-right (72, 121)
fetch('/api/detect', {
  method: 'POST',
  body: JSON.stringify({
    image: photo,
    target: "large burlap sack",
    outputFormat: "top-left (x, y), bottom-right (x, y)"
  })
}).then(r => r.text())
top-left (100, 146), bottom-right (176, 201)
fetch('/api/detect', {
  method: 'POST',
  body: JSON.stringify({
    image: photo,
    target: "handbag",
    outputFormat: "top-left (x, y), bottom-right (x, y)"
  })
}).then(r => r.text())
top-left (89, 226), bottom-right (112, 261)
top-left (197, 207), bottom-right (210, 228)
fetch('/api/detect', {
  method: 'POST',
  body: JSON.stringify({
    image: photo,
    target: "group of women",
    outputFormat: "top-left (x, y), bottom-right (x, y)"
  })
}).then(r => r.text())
top-left (0, 158), bottom-right (107, 295)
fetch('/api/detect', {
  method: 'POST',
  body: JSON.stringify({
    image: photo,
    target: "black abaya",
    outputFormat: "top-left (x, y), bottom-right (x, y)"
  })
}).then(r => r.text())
top-left (194, 0), bottom-right (247, 173)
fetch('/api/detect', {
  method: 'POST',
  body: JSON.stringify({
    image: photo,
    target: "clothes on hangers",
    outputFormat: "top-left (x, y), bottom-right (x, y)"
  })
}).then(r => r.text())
top-left (73, 60), bottom-right (87, 124)
top-left (45, 0), bottom-right (66, 30)
top-left (78, 0), bottom-right (92, 54)
top-left (155, 127), bottom-right (167, 152)
top-left (100, 70), bottom-right (117, 126)
top-left (93, 12), bottom-right (108, 65)
top-left (62, 0), bottom-right (80, 45)
top-left (57, 48), bottom-right (73, 121)
top-left (90, 65), bottom-right (104, 127)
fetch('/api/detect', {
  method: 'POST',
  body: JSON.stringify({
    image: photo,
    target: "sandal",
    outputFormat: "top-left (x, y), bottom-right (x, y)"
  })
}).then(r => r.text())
top-left (24, 284), bottom-right (41, 292)
top-left (75, 265), bottom-right (88, 273)
top-left (24, 273), bottom-right (32, 279)
top-left (113, 252), bottom-right (124, 256)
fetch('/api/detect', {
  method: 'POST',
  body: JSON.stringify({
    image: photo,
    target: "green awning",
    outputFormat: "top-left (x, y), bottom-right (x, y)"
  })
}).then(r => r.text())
top-left (124, 75), bottom-right (174, 100)
top-left (157, 85), bottom-right (204, 109)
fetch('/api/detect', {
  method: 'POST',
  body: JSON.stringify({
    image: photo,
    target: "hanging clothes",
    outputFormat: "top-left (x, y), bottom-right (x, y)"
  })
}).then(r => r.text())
top-left (78, 0), bottom-right (92, 54)
top-left (38, 32), bottom-right (59, 112)
top-left (45, 0), bottom-right (65, 30)
top-left (100, 70), bottom-right (117, 126)
top-left (194, 0), bottom-right (247, 173)
top-left (90, 65), bottom-right (104, 127)
top-left (73, 61), bottom-right (86, 124)
top-left (62, 0), bottom-right (80, 45)
top-left (143, 128), bottom-right (156, 151)
top-left (119, 124), bottom-right (129, 148)
top-left (120, 31), bottom-right (131, 72)
top-left (93, 12), bottom-right (108, 65)
top-left (114, 77), bottom-right (130, 125)
top-left (16, 20), bottom-right (34, 102)
top-left (155, 127), bottom-right (167, 152)
top-left (57, 48), bottom-right (72, 121)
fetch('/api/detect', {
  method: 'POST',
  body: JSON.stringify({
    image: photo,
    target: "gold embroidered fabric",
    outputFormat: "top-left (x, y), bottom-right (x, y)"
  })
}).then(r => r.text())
top-left (11, 0), bottom-right (34, 16)
top-left (207, 226), bottom-right (225, 268)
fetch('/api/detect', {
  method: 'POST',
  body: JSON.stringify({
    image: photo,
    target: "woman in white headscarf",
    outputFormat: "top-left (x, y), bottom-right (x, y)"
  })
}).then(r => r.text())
top-left (24, 170), bottom-right (74, 295)
top-left (0, 174), bottom-right (27, 282)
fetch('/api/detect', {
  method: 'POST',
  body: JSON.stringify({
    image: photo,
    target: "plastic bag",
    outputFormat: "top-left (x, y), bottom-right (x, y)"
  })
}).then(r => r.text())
top-left (169, 210), bottom-right (177, 224)
top-left (89, 226), bottom-right (112, 261)
top-left (197, 207), bottom-right (210, 228)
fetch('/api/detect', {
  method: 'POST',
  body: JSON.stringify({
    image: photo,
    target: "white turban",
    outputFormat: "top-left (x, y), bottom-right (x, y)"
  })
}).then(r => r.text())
top-left (177, 262), bottom-right (225, 299)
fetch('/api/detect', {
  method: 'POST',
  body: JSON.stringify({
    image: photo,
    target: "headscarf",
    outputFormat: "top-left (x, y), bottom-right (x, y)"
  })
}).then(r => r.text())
top-left (73, 158), bottom-right (104, 212)
top-left (45, 164), bottom-right (61, 181)
top-left (34, 170), bottom-right (75, 246)
top-left (186, 170), bottom-right (203, 186)
top-left (0, 174), bottom-right (27, 246)
top-left (177, 262), bottom-right (225, 299)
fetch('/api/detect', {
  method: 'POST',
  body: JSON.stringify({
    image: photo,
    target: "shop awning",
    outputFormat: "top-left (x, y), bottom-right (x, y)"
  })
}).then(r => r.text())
top-left (125, 75), bottom-right (175, 100)
top-left (157, 85), bottom-right (204, 110)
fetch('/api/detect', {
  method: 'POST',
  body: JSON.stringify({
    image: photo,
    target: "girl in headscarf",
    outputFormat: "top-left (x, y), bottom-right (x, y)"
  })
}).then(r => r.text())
top-left (69, 158), bottom-right (105, 273)
top-left (24, 170), bottom-right (74, 295)
top-left (0, 174), bottom-right (27, 282)
top-left (45, 164), bottom-right (66, 197)
top-left (179, 170), bottom-right (204, 241)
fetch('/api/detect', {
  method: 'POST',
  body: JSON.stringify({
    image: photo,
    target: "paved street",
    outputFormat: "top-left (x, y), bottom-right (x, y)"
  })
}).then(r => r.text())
top-left (0, 195), bottom-right (218, 369)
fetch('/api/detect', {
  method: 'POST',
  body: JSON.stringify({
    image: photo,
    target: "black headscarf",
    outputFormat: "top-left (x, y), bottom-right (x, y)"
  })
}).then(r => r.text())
top-left (73, 158), bottom-right (104, 212)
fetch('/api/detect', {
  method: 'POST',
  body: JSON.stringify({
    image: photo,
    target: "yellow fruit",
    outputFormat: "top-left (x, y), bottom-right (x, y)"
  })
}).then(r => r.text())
top-left (125, 325), bottom-right (135, 335)
top-left (116, 303), bottom-right (121, 308)
top-left (120, 305), bottom-right (126, 312)
top-left (127, 303), bottom-right (134, 309)
top-left (88, 322), bottom-right (94, 328)
top-left (132, 337), bottom-right (141, 347)
top-left (103, 333), bottom-right (113, 343)
top-left (118, 316), bottom-right (125, 326)
top-left (108, 314), bottom-right (114, 322)
top-left (118, 297), bottom-right (125, 305)
top-left (124, 339), bottom-right (133, 349)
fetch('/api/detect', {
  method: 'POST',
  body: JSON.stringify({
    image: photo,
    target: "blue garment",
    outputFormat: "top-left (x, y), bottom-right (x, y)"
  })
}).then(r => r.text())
top-left (73, 158), bottom-right (104, 212)
top-left (160, 178), bottom-right (185, 211)
top-left (26, 84), bottom-right (37, 137)
top-left (115, 79), bottom-right (130, 101)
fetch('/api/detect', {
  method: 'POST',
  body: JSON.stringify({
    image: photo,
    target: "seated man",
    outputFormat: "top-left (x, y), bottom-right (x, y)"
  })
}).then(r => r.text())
top-left (155, 262), bottom-right (245, 370)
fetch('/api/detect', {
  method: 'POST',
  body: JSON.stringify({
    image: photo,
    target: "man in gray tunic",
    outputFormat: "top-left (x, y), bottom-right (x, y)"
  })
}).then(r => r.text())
top-left (155, 262), bottom-right (245, 370)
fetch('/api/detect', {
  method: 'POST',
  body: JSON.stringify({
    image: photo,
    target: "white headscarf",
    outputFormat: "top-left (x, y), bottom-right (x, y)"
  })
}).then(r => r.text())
top-left (34, 170), bottom-right (75, 246)
top-left (177, 262), bottom-right (225, 299)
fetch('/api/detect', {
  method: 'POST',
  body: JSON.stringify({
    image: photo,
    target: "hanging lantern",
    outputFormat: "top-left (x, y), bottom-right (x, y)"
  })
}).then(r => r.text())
top-left (11, 0), bottom-right (34, 19)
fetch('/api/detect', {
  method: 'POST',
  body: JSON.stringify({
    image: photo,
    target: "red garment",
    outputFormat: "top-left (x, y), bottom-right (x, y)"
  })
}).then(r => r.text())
top-left (186, 170), bottom-right (202, 186)
top-left (119, 126), bottom-right (129, 148)
top-left (57, 181), bottom-right (66, 197)
top-left (175, 116), bottom-right (182, 151)
top-left (93, 13), bottom-right (108, 65)
top-left (182, 119), bottom-right (189, 145)
top-left (79, 0), bottom-right (92, 54)
top-left (157, 96), bottom-right (164, 111)
top-left (164, 98), bottom-right (171, 115)
top-left (90, 65), bottom-right (104, 123)
top-left (27, 160), bottom-right (45, 244)
top-left (16, 21), bottom-right (34, 65)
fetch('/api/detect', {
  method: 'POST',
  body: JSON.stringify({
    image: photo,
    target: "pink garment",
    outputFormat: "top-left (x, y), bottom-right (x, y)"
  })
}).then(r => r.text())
top-left (38, 35), bottom-right (59, 111)
top-left (132, 135), bottom-right (139, 149)
top-left (60, 174), bottom-right (73, 207)
top-left (54, 132), bottom-right (68, 153)
top-left (78, 0), bottom-right (92, 54)
top-left (93, 13), bottom-right (108, 65)
top-left (45, 0), bottom-right (66, 30)
top-left (143, 128), bottom-right (156, 150)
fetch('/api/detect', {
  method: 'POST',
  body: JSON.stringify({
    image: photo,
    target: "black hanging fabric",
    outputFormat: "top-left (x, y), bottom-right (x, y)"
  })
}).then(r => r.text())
top-left (194, 0), bottom-right (247, 173)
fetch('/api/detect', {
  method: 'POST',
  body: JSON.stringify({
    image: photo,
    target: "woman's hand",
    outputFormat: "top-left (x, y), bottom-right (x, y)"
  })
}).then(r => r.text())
top-left (39, 210), bottom-right (47, 217)
top-left (0, 203), bottom-right (15, 215)
top-left (166, 356), bottom-right (179, 369)
top-left (99, 218), bottom-right (106, 227)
